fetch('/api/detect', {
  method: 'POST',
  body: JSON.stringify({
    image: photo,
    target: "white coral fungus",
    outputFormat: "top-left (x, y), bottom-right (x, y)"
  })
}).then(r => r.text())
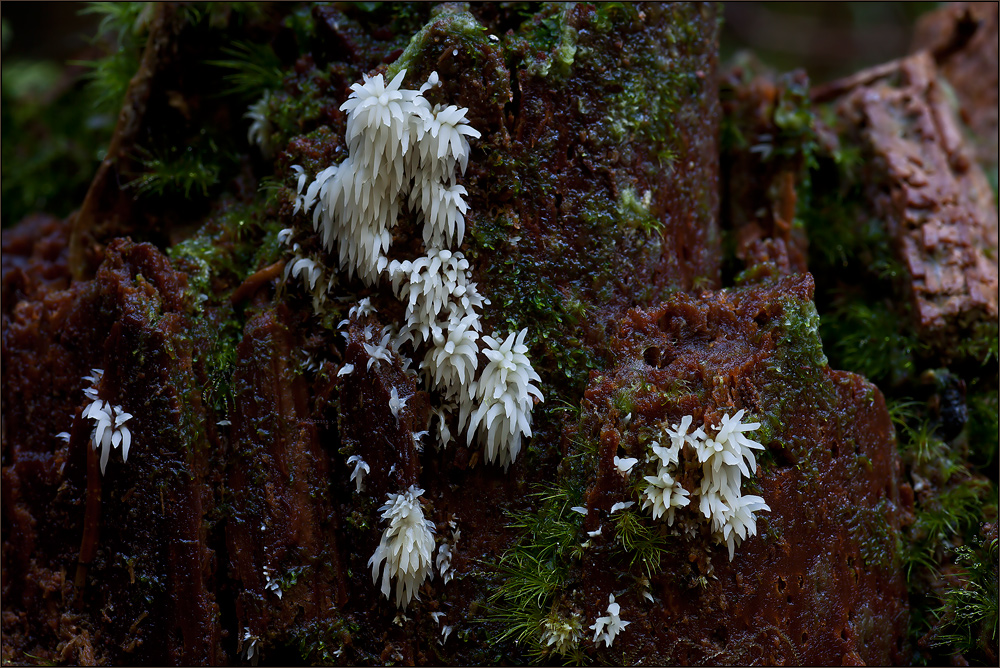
top-left (368, 485), bottom-right (436, 608)
top-left (590, 594), bottom-right (630, 648)
top-left (347, 455), bottom-right (370, 492)
top-left (293, 69), bottom-right (542, 469)
top-left (466, 329), bottom-right (543, 468)
top-left (541, 612), bottom-right (583, 655)
top-left (640, 410), bottom-right (770, 560)
top-left (80, 370), bottom-right (133, 475)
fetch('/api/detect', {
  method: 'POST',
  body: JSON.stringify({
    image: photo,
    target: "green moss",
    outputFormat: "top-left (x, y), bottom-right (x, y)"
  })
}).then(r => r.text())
top-left (932, 534), bottom-right (999, 660)
top-left (599, 41), bottom-right (681, 161)
top-left (955, 320), bottom-right (1000, 367)
top-left (837, 500), bottom-right (899, 573)
top-left (129, 138), bottom-right (226, 200)
top-left (1, 40), bottom-right (110, 226)
top-left (967, 388), bottom-right (999, 471)
top-left (486, 481), bottom-right (587, 663)
top-left (385, 8), bottom-right (488, 83)
top-left (480, 237), bottom-right (605, 403)
top-left (618, 186), bottom-right (663, 237)
top-left (752, 291), bottom-right (834, 467)
top-left (292, 616), bottom-right (355, 666)
top-left (611, 507), bottom-right (674, 579)
top-left (522, 4), bottom-right (579, 78)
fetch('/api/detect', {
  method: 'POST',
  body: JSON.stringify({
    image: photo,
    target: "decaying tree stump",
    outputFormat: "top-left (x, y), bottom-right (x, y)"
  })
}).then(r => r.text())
top-left (2, 2), bottom-right (996, 666)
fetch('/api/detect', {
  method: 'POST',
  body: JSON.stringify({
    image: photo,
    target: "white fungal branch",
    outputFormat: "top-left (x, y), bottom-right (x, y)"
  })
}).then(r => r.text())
top-left (590, 594), bottom-right (630, 648)
top-left (368, 485), bottom-right (436, 608)
top-left (347, 455), bottom-right (370, 492)
top-left (466, 330), bottom-right (544, 468)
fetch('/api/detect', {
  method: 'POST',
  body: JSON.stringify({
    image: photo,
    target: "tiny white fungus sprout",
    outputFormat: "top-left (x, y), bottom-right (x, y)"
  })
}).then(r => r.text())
top-left (242, 630), bottom-right (259, 665)
top-left (363, 331), bottom-right (394, 371)
top-left (590, 594), bottom-right (630, 648)
top-left (347, 455), bottom-right (370, 492)
top-left (609, 501), bottom-right (634, 514)
top-left (82, 385), bottom-right (133, 476)
top-left (613, 456), bottom-right (638, 476)
top-left (246, 92), bottom-right (275, 157)
top-left (388, 387), bottom-right (408, 419)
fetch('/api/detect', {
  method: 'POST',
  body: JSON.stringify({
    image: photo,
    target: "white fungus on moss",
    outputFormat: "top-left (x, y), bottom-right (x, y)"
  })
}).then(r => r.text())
top-left (541, 612), bottom-right (583, 655)
top-left (368, 485), bottom-right (436, 608)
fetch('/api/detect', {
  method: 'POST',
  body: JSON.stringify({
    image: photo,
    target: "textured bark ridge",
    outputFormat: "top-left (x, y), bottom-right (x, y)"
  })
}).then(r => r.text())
top-left (227, 306), bottom-right (348, 660)
top-left (814, 51), bottom-right (998, 356)
top-left (578, 274), bottom-right (909, 665)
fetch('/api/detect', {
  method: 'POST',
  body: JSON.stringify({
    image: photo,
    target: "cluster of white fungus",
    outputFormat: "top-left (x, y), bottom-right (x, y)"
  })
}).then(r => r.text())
top-left (289, 68), bottom-right (542, 475)
top-left (282, 68), bottom-right (544, 607)
top-left (466, 330), bottom-right (544, 468)
top-left (541, 612), bottom-right (584, 655)
top-left (78, 369), bottom-right (134, 475)
top-left (367, 485), bottom-right (436, 608)
top-left (641, 410), bottom-right (770, 560)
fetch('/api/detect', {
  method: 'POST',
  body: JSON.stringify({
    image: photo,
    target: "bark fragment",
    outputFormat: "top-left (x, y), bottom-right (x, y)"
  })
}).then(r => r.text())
top-left (815, 52), bottom-right (998, 355)
top-left (913, 1), bottom-right (999, 168)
